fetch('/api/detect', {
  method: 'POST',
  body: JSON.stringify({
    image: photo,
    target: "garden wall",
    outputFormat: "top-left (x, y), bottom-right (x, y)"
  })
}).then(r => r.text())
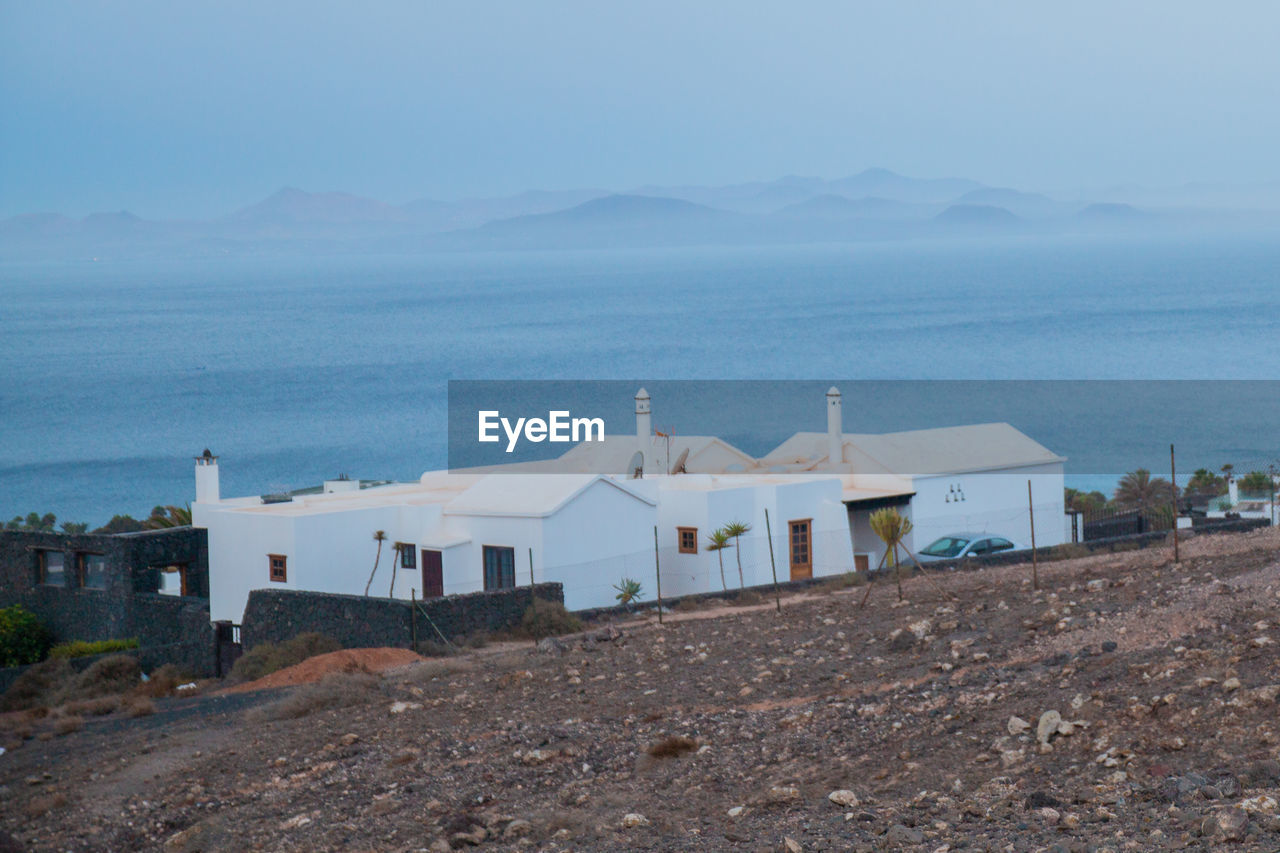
top-left (240, 583), bottom-right (564, 651)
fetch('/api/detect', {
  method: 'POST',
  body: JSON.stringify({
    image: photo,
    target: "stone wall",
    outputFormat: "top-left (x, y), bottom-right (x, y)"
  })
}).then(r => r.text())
top-left (0, 527), bottom-right (214, 677)
top-left (240, 583), bottom-right (564, 651)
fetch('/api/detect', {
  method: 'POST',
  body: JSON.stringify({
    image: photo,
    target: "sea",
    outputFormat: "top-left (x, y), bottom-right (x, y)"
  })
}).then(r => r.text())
top-left (3, 232), bottom-right (1280, 528)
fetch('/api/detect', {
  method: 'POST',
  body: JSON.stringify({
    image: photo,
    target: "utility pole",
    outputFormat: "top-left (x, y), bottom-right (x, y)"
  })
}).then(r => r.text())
top-left (1170, 444), bottom-right (1180, 563)
top-left (653, 525), bottom-right (663, 625)
top-left (1028, 480), bottom-right (1038, 591)
top-left (764, 508), bottom-right (781, 613)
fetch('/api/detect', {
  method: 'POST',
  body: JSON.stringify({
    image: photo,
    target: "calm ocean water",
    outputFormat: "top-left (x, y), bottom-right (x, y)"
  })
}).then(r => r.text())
top-left (2, 233), bottom-right (1279, 526)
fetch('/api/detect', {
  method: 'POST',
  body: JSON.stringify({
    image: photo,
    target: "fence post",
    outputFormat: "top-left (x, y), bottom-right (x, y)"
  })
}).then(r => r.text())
top-left (1028, 480), bottom-right (1039, 591)
top-left (1170, 443), bottom-right (1180, 563)
top-left (653, 525), bottom-right (663, 625)
top-left (411, 588), bottom-right (418, 650)
top-left (528, 547), bottom-right (537, 619)
top-left (764, 508), bottom-right (781, 612)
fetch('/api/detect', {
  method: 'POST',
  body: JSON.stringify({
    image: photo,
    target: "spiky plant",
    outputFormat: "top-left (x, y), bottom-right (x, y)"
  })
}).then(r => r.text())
top-left (706, 528), bottom-right (731, 591)
top-left (613, 577), bottom-right (643, 609)
top-left (723, 520), bottom-right (752, 589)
top-left (869, 507), bottom-right (914, 601)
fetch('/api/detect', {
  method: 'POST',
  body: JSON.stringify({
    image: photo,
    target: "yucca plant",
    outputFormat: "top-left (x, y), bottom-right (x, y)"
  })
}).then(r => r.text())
top-left (613, 577), bottom-right (643, 609)
top-left (723, 520), bottom-right (752, 589)
top-left (706, 528), bottom-right (731, 591)
top-left (869, 507), bottom-right (913, 602)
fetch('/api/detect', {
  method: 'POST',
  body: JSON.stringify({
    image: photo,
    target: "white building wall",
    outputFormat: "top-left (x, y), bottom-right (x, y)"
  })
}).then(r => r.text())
top-left (908, 463), bottom-right (1066, 552)
top-left (539, 480), bottom-right (657, 610)
top-left (202, 508), bottom-right (297, 623)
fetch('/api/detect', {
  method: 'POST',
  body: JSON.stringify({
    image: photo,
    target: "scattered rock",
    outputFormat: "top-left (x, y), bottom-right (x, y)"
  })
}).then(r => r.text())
top-left (621, 813), bottom-right (650, 828)
top-left (1036, 710), bottom-right (1062, 744)
top-left (1240, 795), bottom-right (1277, 815)
top-left (884, 824), bottom-right (924, 846)
top-left (503, 819), bottom-right (534, 839)
top-left (1211, 807), bottom-right (1248, 841)
top-left (782, 837), bottom-right (803, 853)
top-left (388, 701), bottom-right (422, 714)
top-left (1223, 677), bottom-right (1242, 692)
top-left (536, 637), bottom-right (568, 657)
top-left (767, 785), bottom-right (802, 803)
top-left (727, 806), bottom-right (745, 817)
top-left (827, 789), bottom-right (860, 808)
top-left (1007, 715), bottom-right (1031, 736)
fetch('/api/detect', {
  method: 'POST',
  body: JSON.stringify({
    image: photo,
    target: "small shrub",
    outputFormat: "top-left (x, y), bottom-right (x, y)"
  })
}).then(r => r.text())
top-left (613, 577), bottom-right (644, 607)
top-left (123, 696), bottom-right (156, 718)
top-left (413, 640), bottom-right (457, 658)
top-left (673, 597), bottom-right (704, 613)
top-left (518, 599), bottom-right (583, 640)
top-left (137, 663), bottom-right (185, 698)
top-left (402, 658), bottom-right (473, 684)
top-left (818, 572), bottom-right (864, 592)
top-left (25, 792), bottom-right (68, 817)
top-left (1, 658), bottom-right (75, 711)
top-left (731, 590), bottom-right (763, 607)
top-left (49, 637), bottom-right (140, 660)
top-left (0, 605), bottom-right (52, 667)
top-left (62, 696), bottom-right (120, 717)
top-left (461, 632), bottom-right (489, 650)
top-left (70, 655), bottom-right (141, 701)
top-left (231, 632), bottom-right (341, 682)
top-left (52, 714), bottom-right (84, 736)
top-left (248, 672), bottom-right (382, 722)
top-left (646, 735), bottom-right (698, 758)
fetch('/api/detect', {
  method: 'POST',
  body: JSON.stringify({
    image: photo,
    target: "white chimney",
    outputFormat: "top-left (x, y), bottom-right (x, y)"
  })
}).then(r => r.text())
top-left (194, 449), bottom-right (220, 503)
top-left (635, 387), bottom-right (651, 452)
top-left (1228, 477), bottom-right (1239, 505)
top-left (826, 386), bottom-right (843, 465)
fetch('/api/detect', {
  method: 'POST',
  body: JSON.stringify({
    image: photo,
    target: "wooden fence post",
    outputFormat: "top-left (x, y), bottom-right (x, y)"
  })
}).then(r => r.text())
top-left (764, 508), bottom-right (781, 613)
top-left (1028, 480), bottom-right (1039, 591)
top-left (653, 525), bottom-right (663, 625)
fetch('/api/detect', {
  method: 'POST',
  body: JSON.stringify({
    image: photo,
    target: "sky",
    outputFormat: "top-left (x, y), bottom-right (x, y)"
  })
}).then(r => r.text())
top-left (2, 1), bottom-right (1279, 218)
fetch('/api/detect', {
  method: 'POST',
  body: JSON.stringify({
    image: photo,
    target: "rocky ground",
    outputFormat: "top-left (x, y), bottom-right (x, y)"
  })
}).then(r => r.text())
top-left (2, 527), bottom-right (1280, 852)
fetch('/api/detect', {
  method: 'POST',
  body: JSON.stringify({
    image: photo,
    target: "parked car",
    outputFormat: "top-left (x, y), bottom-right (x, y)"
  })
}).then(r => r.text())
top-left (915, 532), bottom-right (1024, 563)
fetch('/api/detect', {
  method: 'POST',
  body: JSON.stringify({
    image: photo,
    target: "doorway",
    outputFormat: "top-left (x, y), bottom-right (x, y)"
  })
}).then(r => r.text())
top-left (421, 549), bottom-right (443, 598)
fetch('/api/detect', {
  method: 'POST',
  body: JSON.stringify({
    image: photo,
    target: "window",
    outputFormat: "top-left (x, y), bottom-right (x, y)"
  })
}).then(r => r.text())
top-left (158, 564), bottom-right (187, 596)
top-left (482, 546), bottom-right (515, 591)
top-left (268, 554), bottom-right (287, 583)
top-left (989, 538), bottom-right (1014, 553)
top-left (677, 526), bottom-right (698, 554)
top-left (78, 553), bottom-right (108, 590)
top-left (38, 551), bottom-right (65, 587)
top-left (398, 543), bottom-right (416, 569)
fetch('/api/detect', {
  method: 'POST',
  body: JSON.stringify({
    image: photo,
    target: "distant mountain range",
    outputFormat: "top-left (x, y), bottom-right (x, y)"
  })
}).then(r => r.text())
top-left (4, 168), bottom-right (1279, 258)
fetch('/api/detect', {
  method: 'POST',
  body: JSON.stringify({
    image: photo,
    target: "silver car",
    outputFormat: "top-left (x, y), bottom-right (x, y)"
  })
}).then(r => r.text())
top-left (915, 532), bottom-right (1024, 563)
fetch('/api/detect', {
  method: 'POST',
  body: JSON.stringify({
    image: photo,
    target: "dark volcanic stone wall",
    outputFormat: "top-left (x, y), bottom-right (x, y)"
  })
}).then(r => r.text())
top-left (0, 527), bottom-right (214, 676)
top-left (240, 583), bottom-right (564, 651)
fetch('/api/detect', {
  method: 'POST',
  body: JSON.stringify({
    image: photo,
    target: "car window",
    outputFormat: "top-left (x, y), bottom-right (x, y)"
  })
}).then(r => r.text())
top-left (921, 536), bottom-right (969, 557)
top-left (989, 538), bottom-right (1013, 551)
top-left (968, 539), bottom-right (991, 555)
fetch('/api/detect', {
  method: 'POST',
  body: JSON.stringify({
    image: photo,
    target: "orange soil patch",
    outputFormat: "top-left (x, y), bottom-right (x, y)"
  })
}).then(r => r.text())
top-left (222, 648), bottom-right (423, 694)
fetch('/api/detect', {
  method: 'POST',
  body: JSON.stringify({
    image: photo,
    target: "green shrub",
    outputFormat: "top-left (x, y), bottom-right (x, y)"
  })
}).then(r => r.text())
top-left (518, 599), bottom-right (583, 640)
top-left (230, 632), bottom-right (341, 682)
top-left (49, 637), bottom-right (140, 660)
top-left (0, 605), bottom-right (52, 667)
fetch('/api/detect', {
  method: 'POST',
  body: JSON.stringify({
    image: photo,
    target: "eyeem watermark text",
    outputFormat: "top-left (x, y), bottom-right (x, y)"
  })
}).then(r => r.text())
top-left (478, 410), bottom-right (605, 452)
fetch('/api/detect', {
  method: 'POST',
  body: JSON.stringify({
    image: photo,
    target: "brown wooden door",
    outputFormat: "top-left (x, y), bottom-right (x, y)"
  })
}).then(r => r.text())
top-left (788, 519), bottom-right (812, 581)
top-left (421, 550), bottom-right (443, 598)
top-left (854, 554), bottom-right (869, 574)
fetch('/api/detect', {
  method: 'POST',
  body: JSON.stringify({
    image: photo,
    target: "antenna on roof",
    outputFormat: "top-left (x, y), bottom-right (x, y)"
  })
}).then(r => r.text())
top-left (670, 447), bottom-right (689, 475)
top-left (626, 450), bottom-right (644, 479)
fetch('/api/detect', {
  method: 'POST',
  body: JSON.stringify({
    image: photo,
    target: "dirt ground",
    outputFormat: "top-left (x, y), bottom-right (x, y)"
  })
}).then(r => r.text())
top-left (2, 527), bottom-right (1279, 852)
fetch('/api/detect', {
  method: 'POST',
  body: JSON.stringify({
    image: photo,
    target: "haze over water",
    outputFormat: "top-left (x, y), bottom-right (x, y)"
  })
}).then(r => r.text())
top-left (3, 232), bottom-right (1280, 527)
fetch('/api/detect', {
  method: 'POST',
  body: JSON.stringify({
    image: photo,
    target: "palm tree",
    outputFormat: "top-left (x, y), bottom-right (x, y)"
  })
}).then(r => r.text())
top-left (1184, 468), bottom-right (1226, 497)
top-left (868, 507), bottom-right (913, 602)
top-left (723, 520), bottom-right (752, 589)
top-left (1113, 469), bottom-right (1174, 511)
top-left (706, 528), bottom-right (731, 591)
top-left (144, 504), bottom-right (192, 529)
top-left (364, 530), bottom-right (387, 596)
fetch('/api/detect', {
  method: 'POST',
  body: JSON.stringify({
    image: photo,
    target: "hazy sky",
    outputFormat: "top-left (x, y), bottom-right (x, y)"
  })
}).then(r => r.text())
top-left (2, 1), bottom-right (1278, 218)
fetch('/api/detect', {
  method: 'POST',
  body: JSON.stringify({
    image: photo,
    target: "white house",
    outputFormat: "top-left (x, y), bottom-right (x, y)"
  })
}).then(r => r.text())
top-left (191, 387), bottom-right (1066, 623)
